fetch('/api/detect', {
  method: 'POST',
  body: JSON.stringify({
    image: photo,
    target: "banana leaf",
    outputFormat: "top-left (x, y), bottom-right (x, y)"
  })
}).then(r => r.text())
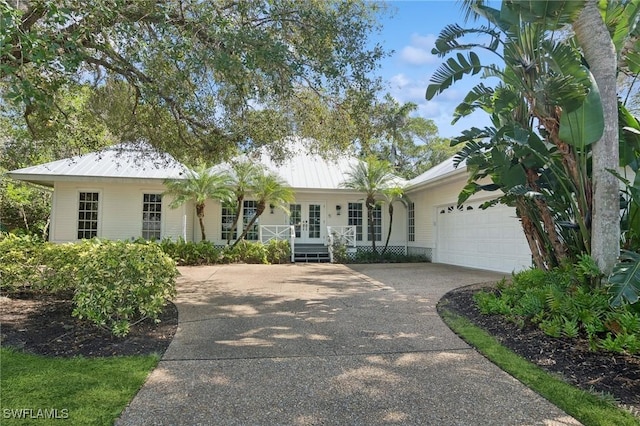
top-left (607, 250), bottom-right (640, 307)
top-left (558, 72), bottom-right (604, 149)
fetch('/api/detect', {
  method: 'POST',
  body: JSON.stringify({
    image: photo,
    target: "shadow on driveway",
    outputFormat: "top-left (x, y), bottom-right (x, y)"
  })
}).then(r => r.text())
top-left (116, 263), bottom-right (580, 426)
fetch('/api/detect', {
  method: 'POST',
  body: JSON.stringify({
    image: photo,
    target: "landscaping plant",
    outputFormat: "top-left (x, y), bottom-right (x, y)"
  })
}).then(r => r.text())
top-left (474, 262), bottom-right (640, 354)
top-left (72, 240), bottom-right (178, 337)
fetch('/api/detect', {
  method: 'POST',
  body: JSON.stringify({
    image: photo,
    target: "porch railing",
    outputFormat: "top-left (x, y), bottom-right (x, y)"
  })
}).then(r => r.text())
top-left (259, 225), bottom-right (296, 263)
top-left (327, 226), bottom-right (356, 247)
top-left (326, 226), bottom-right (356, 263)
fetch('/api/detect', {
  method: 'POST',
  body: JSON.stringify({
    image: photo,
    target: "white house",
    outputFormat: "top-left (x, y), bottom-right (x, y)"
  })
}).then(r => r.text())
top-left (6, 143), bottom-right (532, 273)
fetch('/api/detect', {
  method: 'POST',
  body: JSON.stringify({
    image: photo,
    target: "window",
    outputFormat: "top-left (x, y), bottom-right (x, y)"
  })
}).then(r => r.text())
top-left (142, 193), bottom-right (162, 240)
top-left (348, 203), bottom-right (363, 241)
top-left (78, 192), bottom-right (99, 239)
top-left (408, 202), bottom-right (415, 242)
top-left (289, 204), bottom-right (301, 238)
top-left (243, 200), bottom-right (259, 240)
top-left (221, 203), bottom-right (237, 241)
top-left (370, 205), bottom-right (382, 241)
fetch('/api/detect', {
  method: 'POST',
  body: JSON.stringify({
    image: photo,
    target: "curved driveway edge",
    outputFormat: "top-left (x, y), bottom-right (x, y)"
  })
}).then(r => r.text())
top-left (116, 263), bottom-right (580, 425)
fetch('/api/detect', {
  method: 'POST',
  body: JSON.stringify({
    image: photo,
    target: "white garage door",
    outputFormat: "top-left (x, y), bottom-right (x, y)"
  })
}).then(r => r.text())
top-left (435, 202), bottom-right (532, 273)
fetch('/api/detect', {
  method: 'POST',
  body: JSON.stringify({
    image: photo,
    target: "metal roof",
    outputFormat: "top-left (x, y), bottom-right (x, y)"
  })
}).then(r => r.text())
top-left (7, 140), bottom-right (417, 191)
top-left (406, 156), bottom-right (467, 189)
top-left (258, 149), bottom-right (362, 190)
top-left (6, 144), bottom-right (186, 187)
top-left (214, 142), bottom-right (409, 190)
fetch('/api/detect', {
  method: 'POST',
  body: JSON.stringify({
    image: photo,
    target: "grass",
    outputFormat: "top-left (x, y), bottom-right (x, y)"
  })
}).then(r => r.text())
top-left (0, 348), bottom-right (158, 425)
top-left (440, 308), bottom-right (640, 426)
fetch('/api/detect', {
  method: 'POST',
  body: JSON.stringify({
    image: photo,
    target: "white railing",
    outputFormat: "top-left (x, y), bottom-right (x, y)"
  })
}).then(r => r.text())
top-left (259, 225), bottom-right (296, 263)
top-left (326, 226), bottom-right (356, 263)
top-left (326, 226), bottom-right (356, 247)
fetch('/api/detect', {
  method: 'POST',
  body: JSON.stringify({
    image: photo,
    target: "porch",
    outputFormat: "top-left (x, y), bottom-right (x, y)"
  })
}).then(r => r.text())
top-left (259, 225), bottom-right (357, 263)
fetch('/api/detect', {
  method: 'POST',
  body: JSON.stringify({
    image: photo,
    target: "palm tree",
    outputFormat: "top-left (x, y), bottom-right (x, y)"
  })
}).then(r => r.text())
top-left (379, 94), bottom-right (417, 169)
top-left (164, 165), bottom-right (233, 241)
top-left (379, 187), bottom-right (407, 257)
top-left (341, 157), bottom-right (396, 255)
top-left (226, 160), bottom-right (263, 244)
top-left (232, 172), bottom-right (295, 248)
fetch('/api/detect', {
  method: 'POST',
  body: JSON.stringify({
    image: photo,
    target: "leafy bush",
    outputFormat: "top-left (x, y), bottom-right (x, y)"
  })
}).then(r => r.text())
top-left (37, 242), bottom-right (86, 292)
top-left (350, 250), bottom-right (428, 264)
top-left (72, 240), bottom-right (178, 337)
top-left (474, 266), bottom-right (640, 354)
top-left (265, 239), bottom-right (291, 264)
top-left (0, 233), bottom-right (43, 291)
top-left (157, 238), bottom-right (289, 265)
top-left (0, 235), bottom-right (89, 293)
top-left (223, 240), bottom-right (268, 264)
top-left (159, 238), bottom-right (221, 265)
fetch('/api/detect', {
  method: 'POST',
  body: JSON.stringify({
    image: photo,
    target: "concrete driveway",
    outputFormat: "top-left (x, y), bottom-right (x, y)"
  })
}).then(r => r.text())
top-left (116, 263), bottom-right (579, 425)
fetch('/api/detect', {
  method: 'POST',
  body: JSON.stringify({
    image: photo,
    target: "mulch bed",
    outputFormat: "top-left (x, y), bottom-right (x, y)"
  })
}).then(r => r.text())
top-left (0, 290), bottom-right (177, 358)
top-left (438, 284), bottom-right (640, 417)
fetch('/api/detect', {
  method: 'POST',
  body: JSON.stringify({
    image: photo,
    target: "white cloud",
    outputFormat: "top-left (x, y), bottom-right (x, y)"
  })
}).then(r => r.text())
top-left (410, 33), bottom-right (437, 49)
top-left (398, 33), bottom-right (438, 66)
top-left (389, 73), bottom-right (410, 89)
top-left (417, 102), bottom-right (441, 118)
top-left (388, 75), bottom-right (430, 105)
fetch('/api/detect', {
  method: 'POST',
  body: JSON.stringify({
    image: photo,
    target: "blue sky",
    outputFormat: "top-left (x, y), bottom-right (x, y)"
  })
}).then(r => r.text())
top-left (375, 1), bottom-right (495, 138)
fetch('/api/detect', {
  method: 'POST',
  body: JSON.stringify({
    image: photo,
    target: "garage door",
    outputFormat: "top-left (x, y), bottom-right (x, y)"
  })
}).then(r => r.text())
top-left (435, 202), bottom-right (532, 273)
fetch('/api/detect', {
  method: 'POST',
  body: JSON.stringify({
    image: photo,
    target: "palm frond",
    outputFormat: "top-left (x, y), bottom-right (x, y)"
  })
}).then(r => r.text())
top-left (453, 83), bottom-right (495, 124)
top-left (432, 24), bottom-right (502, 57)
top-left (452, 138), bottom-right (487, 168)
top-left (452, 126), bottom-right (494, 146)
top-left (426, 52), bottom-right (482, 100)
top-left (543, 40), bottom-right (590, 89)
top-left (608, 250), bottom-right (640, 307)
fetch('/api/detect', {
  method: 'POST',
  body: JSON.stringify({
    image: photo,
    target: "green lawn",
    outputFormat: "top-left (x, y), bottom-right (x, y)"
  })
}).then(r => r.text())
top-left (0, 348), bottom-right (158, 425)
top-left (440, 309), bottom-right (640, 426)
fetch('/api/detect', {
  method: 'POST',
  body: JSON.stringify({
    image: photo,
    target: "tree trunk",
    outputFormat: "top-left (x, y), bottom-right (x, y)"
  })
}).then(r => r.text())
top-left (232, 204), bottom-right (265, 248)
top-left (227, 196), bottom-right (243, 245)
top-left (517, 201), bottom-right (547, 270)
top-left (382, 203), bottom-right (394, 256)
top-left (196, 202), bottom-right (206, 241)
top-left (573, 0), bottom-right (620, 276)
top-left (367, 197), bottom-right (376, 255)
top-left (524, 168), bottom-right (567, 265)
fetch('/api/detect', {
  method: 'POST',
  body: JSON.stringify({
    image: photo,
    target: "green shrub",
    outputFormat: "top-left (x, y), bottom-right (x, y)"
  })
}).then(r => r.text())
top-left (159, 238), bottom-right (221, 265)
top-left (0, 233), bottom-right (43, 291)
top-left (37, 242), bottom-right (86, 292)
top-left (350, 250), bottom-right (428, 264)
top-left (225, 240), bottom-right (268, 264)
top-left (474, 291), bottom-right (511, 315)
top-left (72, 240), bottom-right (178, 337)
top-left (265, 239), bottom-right (291, 264)
top-left (476, 266), bottom-right (640, 354)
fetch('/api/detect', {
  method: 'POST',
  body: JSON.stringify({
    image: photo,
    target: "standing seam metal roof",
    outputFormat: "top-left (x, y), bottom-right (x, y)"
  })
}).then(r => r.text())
top-left (6, 144), bottom-right (186, 185)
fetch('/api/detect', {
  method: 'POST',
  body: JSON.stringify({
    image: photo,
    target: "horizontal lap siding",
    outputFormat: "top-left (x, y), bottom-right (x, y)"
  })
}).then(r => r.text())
top-left (52, 181), bottom-right (188, 242)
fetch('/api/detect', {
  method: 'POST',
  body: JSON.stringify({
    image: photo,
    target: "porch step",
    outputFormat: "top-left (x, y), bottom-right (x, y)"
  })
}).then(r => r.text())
top-left (294, 244), bottom-right (330, 263)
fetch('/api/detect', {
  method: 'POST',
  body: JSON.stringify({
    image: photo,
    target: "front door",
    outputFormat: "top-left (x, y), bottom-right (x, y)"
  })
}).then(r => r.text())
top-left (290, 203), bottom-right (323, 243)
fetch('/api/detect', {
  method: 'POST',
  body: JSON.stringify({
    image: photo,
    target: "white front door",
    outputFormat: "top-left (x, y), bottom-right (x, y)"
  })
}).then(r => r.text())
top-left (290, 203), bottom-right (324, 243)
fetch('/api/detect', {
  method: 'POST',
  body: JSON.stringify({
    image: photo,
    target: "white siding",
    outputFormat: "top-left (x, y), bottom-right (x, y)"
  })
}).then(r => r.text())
top-left (51, 181), bottom-right (189, 242)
